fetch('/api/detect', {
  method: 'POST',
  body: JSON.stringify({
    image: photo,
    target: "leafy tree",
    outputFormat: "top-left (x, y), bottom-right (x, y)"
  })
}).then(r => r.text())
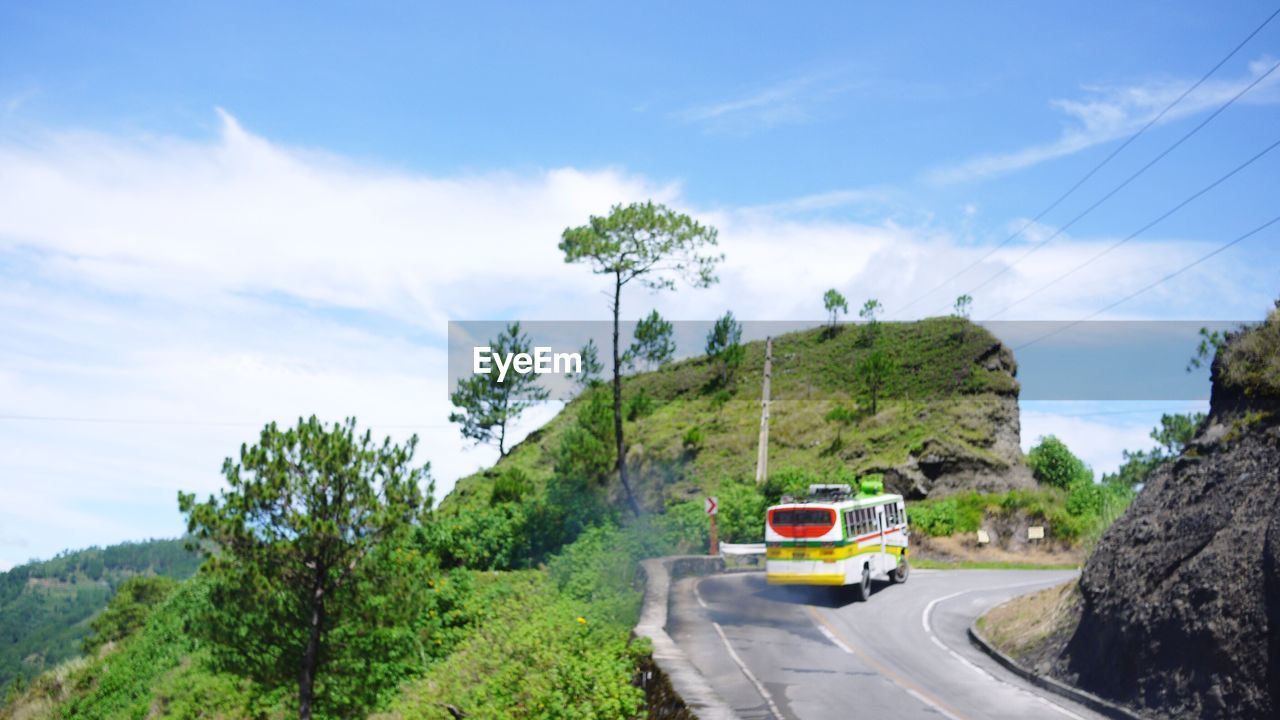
top-left (490, 467), bottom-right (529, 505)
top-left (823, 289), bottom-right (848, 330)
top-left (448, 322), bottom-right (550, 457)
top-left (560, 201), bottom-right (722, 515)
top-left (178, 417), bottom-right (433, 720)
top-left (573, 338), bottom-right (604, 390)
top-left (1186, 326), bottom-right (1226, 372)
top-left (626, 309), bottom-right (675, 371)
top-left (555, 388), bottom-right (616, 483)
top-left (1026, 435), bottom-right (1093, 490)
top-left (859, 298), bottom-right (884, 345)
top-left (953, 294), bottom-right (973, 319)
top-left (1151, 411), bottom-right (1204, 455)
top-left (705, 310), bottom-right (745, 387)
top-left (856, 349), bottom-right (894, 414)
top-left (82, 576), bottom-right (177, 654)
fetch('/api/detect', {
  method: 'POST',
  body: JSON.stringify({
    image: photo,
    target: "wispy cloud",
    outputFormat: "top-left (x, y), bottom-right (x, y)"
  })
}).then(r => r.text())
top-left (926, 56), bottom-right (1280, 185)
top-left (676, 71), bottom-right (859, 135)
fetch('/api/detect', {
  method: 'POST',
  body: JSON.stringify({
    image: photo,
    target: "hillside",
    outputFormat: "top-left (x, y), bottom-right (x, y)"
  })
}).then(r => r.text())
top-left (0, 539), bottom-right (200, 690)
top-left (446, 317), bottom-right (1033, 515)
top-left (1054, 306), bottom-right (1280, 718)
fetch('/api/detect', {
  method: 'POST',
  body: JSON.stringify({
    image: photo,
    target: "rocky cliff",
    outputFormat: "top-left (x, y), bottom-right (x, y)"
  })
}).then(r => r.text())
top-left (1060, 306), bottom-right (1280, 718)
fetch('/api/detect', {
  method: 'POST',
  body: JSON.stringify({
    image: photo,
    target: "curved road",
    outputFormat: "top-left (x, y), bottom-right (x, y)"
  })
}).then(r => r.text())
top-left (668, 569), bottom-right (1102, 720)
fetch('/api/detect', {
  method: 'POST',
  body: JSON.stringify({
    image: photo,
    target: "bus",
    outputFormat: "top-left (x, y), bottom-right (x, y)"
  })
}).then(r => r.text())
top-left (765, 478), bottom-right (909, 601)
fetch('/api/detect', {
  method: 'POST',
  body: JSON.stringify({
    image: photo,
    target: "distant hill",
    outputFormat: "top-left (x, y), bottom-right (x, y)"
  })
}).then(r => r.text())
top-left (0, 538), bottom-right (200, 689)
top-left (445, 317), bottom-right (1034, 514)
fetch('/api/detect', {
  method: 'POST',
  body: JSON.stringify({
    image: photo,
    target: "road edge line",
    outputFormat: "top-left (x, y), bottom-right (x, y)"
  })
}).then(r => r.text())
top-left (966, 621), bottom-right (1147, 720)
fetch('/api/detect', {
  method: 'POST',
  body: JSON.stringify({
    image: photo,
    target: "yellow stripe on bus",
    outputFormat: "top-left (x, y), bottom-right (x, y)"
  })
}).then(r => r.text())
top-left (765, 544), bottom-right (907, 561)
top-left (766, 572), bottom-right (847, 586)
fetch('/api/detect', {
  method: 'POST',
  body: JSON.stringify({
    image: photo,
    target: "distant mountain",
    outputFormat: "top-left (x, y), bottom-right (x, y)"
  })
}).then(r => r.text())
top-left (0, 538), bottom-right (201, 689)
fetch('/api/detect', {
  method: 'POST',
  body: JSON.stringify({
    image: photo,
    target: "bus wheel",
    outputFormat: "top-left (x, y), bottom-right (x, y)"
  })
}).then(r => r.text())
top-left (891, 559), bottom-right (909, 584)
top-left (852, 566), bottom-right (871, 601)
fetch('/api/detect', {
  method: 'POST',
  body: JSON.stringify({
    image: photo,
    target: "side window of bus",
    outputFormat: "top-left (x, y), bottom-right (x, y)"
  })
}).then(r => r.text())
top-left (844, 511), bottom-right (855, 536)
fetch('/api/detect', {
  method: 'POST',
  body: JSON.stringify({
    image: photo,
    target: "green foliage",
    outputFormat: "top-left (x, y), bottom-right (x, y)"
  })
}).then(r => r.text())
top-left (386, 527), bottom-right (653, 720)
top-left (856, 349), bottom-right (894, 414)
top-left (760, 467), bottom-right (820, 505)
top-left (1026, 435), bottom-right (1093, 490)
top-left (0, 538), bottom-right (200, 689)
top-left (682, 425), bottom-right (704, 451)
top-left (1186, 326), bottom-right (1226, 372)
top-left (449, 322), bottom-right (551, 457)
top-left (82, 575), bottom-right (177, 654)
top-left (823, 289), bottom-right (848, 329)
top-left (626, 309), bottom-right (675, 371)
top-left (624, 387), bottom-right (657, 421)
top-left (907, 493), bottom-right (986, 536)
top-left (490, 467), bottom-right (529, 505)
top-left (1218, 306), bottom-right (1280, 399)
top-left (1151, 412), bottom-right (1204, 454)
top-left (953, 294), bottom-right (973, 319)
top-left (178, 416), bottom-right (434, 719)
top-left (705, 310), bottom-right (745, 387)
top-left (572, 339), bottom-right (604, 391)
top-left (555, 389), bottom-right (616, 482)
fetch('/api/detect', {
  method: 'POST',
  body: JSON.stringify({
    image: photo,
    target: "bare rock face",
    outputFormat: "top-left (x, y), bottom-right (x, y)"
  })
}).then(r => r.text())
top-left (1060, 312), bottom-right (1280, 718)
top-left (883, 393), bottom-right (1036, 499)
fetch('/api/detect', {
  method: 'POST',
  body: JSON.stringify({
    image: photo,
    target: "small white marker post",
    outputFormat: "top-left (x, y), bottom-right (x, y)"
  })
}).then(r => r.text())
top-left (705, 496), bottom-right (719, 556)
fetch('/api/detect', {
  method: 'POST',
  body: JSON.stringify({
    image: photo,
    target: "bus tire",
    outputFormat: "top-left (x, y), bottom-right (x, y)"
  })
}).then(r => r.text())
top-left (852, 566), bottom-right (871, 601)
top-left (891, 558), bottom-right (909, 584)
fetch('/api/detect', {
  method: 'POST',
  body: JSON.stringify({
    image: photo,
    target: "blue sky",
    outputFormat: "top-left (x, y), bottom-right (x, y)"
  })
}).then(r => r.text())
top-left (1, 2), bottom-right (1278, 568)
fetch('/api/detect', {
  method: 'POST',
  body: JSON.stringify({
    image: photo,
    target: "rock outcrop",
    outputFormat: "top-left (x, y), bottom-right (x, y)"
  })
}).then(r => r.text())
top-left (1059, 307), bottom-right (1280, 718)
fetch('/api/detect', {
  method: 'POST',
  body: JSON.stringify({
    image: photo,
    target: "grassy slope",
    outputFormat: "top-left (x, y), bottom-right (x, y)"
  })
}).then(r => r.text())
top-left (446, 317), bottom-right (1021, 513)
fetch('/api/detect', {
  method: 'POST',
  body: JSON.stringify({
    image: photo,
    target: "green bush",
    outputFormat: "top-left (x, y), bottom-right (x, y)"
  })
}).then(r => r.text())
top-left (490, 467), bottom-right (530, 505)
top-left (1026, 435), bottom-right (1093, 489)
top-left (760, 467), bottom-right (819, 505)
top-left (624, 388), bottom-right (657, 421)
top-left (682, 425), bottom-right (704, 451)
top-left (82, 575), bottom-right (177, 654)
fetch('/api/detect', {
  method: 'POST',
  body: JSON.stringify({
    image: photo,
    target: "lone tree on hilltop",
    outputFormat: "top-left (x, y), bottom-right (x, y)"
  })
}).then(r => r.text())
top-left (823, 289), bottom-right (848, 334)
top-left (627, 309), bottom-right (676, 372)
top-left (449, 321), bottom-right (550, 457)
top-left (857, 349), bottom-right (893, 415)
top-left (953, 294), bottom-right (972, 320)
top-left (178, 417), bottom-right (433, 720)
top-left (859, 298), bottom-right (884, 346)
top-left (560, 201), bottom-right (722, 515)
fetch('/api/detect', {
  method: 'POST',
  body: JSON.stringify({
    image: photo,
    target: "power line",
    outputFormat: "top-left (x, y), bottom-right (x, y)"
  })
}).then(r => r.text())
top-left (893, 5), bottom-right (1280, 318)
top-left (931, 54), bottom-right (1280, 317)
top-left (0, 414), bottom-right (452, 429)
top-left (985, 133), bottom-right (1280, 319)
top-left (1012, 212), bottom-right (1280, 352)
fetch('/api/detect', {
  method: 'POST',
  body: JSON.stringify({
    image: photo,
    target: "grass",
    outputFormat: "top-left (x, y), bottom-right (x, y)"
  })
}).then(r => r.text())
top-left (976, 580), bottom-right (1081, 665)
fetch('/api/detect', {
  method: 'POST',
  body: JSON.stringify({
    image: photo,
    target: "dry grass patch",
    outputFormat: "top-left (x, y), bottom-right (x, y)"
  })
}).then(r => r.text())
top-left (977, 580), bottom-right (1080, 666)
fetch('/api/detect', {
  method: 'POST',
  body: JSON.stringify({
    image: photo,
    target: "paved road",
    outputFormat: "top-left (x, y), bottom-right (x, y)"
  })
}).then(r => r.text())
top-left (668, 569), bottom-right (1103, 720)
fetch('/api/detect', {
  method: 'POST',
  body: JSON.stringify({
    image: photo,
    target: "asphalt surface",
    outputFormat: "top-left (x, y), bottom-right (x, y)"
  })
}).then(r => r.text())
top-left (668, 569), bottom-right (1105, 720)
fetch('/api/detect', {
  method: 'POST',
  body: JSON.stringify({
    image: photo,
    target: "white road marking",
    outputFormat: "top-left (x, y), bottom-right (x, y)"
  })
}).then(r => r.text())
top-left (695, 579), bottom-right (785, 719)
top-left (921, 580), bottom-right (1088, 720)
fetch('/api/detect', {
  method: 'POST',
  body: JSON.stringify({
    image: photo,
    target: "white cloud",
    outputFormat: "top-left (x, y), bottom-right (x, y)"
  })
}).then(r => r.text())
top-left (676, 72), bottom-right (860, 135)
top-left (927, 56), bottom-right (1280, 185)
top-left (0, 112), bottom-right (1272, 567)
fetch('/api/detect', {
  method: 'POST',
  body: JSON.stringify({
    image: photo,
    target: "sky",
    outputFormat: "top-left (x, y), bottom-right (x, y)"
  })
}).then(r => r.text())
top-left (1, 1), bottom-right (1278, 569)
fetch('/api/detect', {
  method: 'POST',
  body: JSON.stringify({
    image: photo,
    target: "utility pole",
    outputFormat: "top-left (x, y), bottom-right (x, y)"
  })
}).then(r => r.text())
top-left (755, 336), bottom-right (772, 485)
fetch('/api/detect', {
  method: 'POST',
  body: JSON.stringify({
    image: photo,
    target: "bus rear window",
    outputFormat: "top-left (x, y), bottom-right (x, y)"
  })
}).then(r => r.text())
top-left (768, 507), bottom-right (836, 538)
top-left (771, 509), bottom-right (833, 526)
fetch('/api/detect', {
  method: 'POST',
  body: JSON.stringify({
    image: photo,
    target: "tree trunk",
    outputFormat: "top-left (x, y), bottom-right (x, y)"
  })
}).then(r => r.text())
top-left (612, 272), bottom-right (641, 516)
top-left (299, 579), bottom-right (325, 720)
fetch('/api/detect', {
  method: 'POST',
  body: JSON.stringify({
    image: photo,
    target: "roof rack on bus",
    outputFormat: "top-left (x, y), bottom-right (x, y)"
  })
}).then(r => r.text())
top-left (806, 484), bottom-right (854, 501)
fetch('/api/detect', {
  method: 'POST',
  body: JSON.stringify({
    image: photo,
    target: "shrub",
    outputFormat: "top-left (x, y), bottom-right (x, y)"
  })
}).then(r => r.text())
top-left (490, 467), bottom-right (529, 505)
top-left (624, 388), bottom-right (657, 421)
top-left (682, 425), bottom-right (704, 451)
top-left (1026, 435), bottom-right (1093, 490)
